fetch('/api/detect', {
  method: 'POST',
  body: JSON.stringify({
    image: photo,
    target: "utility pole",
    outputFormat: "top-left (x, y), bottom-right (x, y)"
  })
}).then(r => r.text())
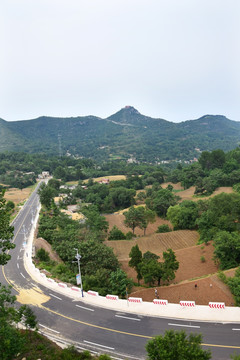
top-left (73, 248), bottom-right (83, 297)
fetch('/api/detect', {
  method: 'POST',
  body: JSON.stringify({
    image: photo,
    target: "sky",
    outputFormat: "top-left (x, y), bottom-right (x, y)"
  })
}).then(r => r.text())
top-left (1, 0), bottom-right (239, 123)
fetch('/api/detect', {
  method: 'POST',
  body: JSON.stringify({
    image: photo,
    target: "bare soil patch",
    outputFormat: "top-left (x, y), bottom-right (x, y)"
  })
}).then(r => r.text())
top-left (105, 212), bottom-right (172, 237)
top-left (119, 241), bottom-right (216, 283)
top-left (130, 275), bottom-right (234, 306)
top-left (105, 230), bottom-right (199, 261)
top-left (161, 182), bottom-right (184, 191)
top-left (83, 175), bottom-right (126, 183)
top-left (5, 187), bottom-right (33, 206)
top-left (117, 237), bottom-right (236, 306)
top-left (34, 237), bottom-right (63, 263)
top-left (177, 186), bottom-right (234, 202)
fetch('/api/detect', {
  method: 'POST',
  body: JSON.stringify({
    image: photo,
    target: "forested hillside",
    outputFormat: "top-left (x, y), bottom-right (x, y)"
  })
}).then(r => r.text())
top-left (1, 106), bottom-right (240, 161)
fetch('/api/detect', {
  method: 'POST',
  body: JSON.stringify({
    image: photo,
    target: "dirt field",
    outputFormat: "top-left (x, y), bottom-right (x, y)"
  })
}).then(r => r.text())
top-left (176, 186), bottom-right (234, 202)
top-left (5, 187), bottom-right (34, 206)
top-left (122, 242), bottom-right (235, 306)
top-left (105, 230), bottom-right (199, 260)
top-left (130, 274), bottom-right (235, 306)
top-left (83, 175), bottom-right (127, 183)
top-left (105, 212), bottom-right (172, 236)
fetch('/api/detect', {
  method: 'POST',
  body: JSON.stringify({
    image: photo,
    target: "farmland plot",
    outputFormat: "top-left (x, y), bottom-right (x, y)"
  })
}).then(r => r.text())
top-left (105, 230), bottom-right (199, 261)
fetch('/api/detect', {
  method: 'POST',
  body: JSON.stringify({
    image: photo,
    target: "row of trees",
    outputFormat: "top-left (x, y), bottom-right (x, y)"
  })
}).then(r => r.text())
top-left (129, 245), bottom-right (179, 286)
top-left (168, 147), bottom-right (240, 195)
top-left (166, 192), bottom-right (240, 271)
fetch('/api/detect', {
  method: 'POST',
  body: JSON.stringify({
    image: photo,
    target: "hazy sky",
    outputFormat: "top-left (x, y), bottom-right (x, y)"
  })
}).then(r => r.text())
top-left (1, 0), bottom-right (239, 122)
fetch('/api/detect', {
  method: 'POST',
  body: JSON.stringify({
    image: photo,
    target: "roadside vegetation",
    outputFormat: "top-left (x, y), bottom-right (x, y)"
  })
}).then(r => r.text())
top-left (3, 147), bottom-right (240, 357)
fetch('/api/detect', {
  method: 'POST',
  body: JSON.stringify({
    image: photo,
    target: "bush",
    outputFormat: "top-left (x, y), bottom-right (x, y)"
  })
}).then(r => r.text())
top-left (156, 224), bottom-right (171, 233)
top-left (125, 231), bottom-right (135, 239)
top-left (36, 248), bottom-right (50, 263)
top-left (200, 256), bottom-right (206, 263)
top-left (108, 225), bottom-right (126, 240)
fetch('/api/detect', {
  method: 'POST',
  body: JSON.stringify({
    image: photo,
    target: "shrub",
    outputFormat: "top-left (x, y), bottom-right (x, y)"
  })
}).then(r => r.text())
top-left (125, 231), bottom-right (135, 239)
top-left (156, 224), bottom-right (171, 233)
top-left (200, 256), bottom-right (206, 263)
top-left (108, 225), bottom-right (126, 240)
top-left (36, 248), bottom-right (50, 263)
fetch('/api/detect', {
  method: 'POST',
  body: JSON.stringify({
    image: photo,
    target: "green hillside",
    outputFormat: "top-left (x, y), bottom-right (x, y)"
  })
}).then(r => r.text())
top-left (1, 107), bottom-right (240, 162)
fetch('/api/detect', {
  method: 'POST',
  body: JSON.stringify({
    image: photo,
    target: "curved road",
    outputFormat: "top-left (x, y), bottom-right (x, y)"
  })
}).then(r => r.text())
top-left (1, 185), bottom-right (240, 360)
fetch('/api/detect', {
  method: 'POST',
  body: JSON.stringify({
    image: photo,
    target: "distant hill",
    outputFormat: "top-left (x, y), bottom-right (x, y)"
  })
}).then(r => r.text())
top-left (1, 107), bottom-right (240, 162)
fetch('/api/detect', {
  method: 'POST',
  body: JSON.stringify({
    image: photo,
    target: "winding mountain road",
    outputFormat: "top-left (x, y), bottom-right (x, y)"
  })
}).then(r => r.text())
top-left (1, 185), bottom-right (240, 359)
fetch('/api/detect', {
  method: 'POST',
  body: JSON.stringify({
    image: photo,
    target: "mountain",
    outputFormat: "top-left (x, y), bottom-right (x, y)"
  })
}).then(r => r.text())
top-left (1, 107), bottom-right (240, 162)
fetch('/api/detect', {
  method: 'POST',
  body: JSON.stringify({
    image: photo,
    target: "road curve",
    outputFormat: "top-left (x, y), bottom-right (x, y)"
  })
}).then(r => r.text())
top-left (1, 185), bottom-right (240, 360)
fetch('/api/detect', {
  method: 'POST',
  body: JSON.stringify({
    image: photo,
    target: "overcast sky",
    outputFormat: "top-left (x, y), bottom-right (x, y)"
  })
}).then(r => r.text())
top-left (1, 0), bottom-right (239, 122)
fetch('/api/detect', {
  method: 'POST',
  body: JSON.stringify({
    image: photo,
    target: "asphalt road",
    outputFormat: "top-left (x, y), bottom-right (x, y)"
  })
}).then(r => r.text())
top-left (1, 185), bottom-right (240, 359)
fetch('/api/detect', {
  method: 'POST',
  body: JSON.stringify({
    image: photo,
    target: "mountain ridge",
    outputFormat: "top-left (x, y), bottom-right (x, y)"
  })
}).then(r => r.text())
top-left (0, 106), bottom-right (239, 162)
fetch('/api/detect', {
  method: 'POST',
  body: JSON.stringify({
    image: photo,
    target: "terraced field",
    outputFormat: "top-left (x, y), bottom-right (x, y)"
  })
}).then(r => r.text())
top-left (105, 230), bottom-right (199, 261)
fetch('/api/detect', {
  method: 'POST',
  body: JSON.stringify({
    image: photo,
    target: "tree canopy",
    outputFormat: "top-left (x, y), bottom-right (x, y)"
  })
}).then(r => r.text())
top-left (146, 330), bottom-right (211, 360)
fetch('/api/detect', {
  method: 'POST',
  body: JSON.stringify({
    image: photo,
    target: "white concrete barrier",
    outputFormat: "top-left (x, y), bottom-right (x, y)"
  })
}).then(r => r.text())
top-left (180, 300), bottom-right (195, 307)
top-left (209, 302), bottom-right (225, 309)
top-left (58, 282), bottom-right (67, 289)
top-left (87, 290), bottom-right (99, 296)
top-left (106, 294), bottom-right (119, 301)
top-left (71, 286), bottom-right (81, 292)
top-left (128, 297), bottom-right (142, 303)
top-left (40, 272), bottom-right (46, 278)
top-left (47, 278), bottom-right (55, 284)
top-left (153, 299), bottom-right (168, 305)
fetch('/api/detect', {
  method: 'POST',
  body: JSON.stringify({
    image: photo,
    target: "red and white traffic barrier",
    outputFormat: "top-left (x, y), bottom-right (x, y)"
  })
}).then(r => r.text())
top-left (153, 299), bottom-right (168, 305)
top-left (209, 302), bottom-right (225, 309)
top-left (71, 286), bottom-right (81, 292)
top-left (58, 282), bottom-right (67, 288)
top-left (106, 294), bottom-right (119, 301)
top-left (87, 290), bottom-right (99, 296)
top-left (128, 297), bottom-right (142, 303)
top-left (47, 278), bottom-right (55, 283)
top-left (40, 272), bottom-right (46, 278)
top-left (180, 300), bottom-right (195, 307)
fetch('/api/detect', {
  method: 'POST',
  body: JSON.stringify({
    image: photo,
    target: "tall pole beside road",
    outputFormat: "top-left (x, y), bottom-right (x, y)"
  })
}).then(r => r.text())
top-left (74, 248), bottom-right (84, 297)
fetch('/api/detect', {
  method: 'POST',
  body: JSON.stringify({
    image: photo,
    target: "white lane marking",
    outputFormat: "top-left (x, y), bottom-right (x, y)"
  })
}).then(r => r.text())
top-left (232, 328), bottom-right (240, 331)
top-left (83, 340), bottom-right (115, 350)
top-left (31, 282), bottom-right (40, 289)
top-left (168, 322), bottom-right (200, 328)
top-left (76, 304), bottom-right (94, 312)
top-left (17, 263), bottom-right (19, 269)
top-left (20, 272), bottom-right (25, 278)
top-left (49, 293), bottom-right (62, 301)
top-left (39, 324), bottom-right (60, 334)
top-left (115, 314), bottom-right (141, 321)
top-left (76, 346), bottom-right (98, 354)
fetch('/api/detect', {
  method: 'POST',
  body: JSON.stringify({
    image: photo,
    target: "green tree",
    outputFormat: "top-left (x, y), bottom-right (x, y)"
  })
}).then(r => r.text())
top-left (124, 206), bottom-right (145, 234)
top-left (0, 190), bottom-right (15, 265)
top-left (109, 268), bottom-right (133, 298)
top-left (108, 225), bottom-right (126, 240)
top-left (213, 231), bottom-right (240, 270)
top-left (146, 330), bottom-right (211, 360)
top-left (141, 208), bottom-right (156, 235)
top-left (167, 201), bottom-right (198, 230)
top-left (140, 258), bottom-right (162, 286)
top-left (38, 183), bottom-right (57, 210)
top-left (129, 244), bottom-right (143, 284)
top-left (140, 249), bottom-right (178, 286)
top-left (148, 189), bottom-right (179, 217)
top-left (161, 248), bottom-right (179, 284)
top-left (82, 205), bottom-right (109, 234)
